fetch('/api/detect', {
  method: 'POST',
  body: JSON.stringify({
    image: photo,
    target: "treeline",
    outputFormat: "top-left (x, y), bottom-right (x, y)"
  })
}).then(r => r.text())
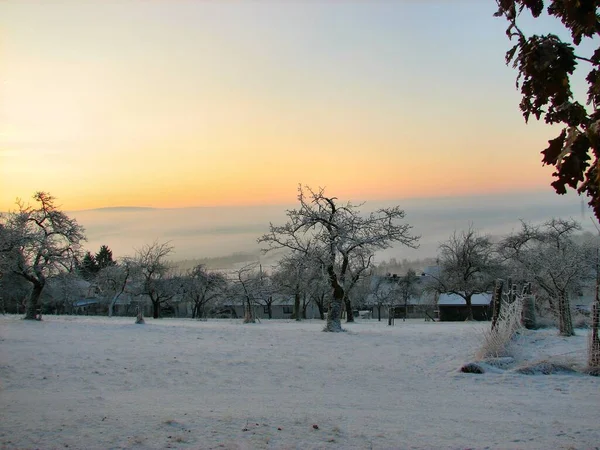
top-left (1, 189), bottom-right (598, 337)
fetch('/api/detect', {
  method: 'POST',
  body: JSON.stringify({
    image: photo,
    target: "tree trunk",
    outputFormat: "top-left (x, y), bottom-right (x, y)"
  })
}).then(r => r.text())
top-left (267, 302), bottom-right (273, 319)
top-left (302, 294), bottom-right (308, 319)
top-left (244, 297), bottom-right (255, 323)
top-left (557, 292), bottom-right (574, 336)
top-left (522, 294), bottom-right (537, 330)
top-left (491, 279), bottom-right (504, 330)
top-left (108, 293), bottom-right (121, 317)
top-left (465, 295), bottom-right (474, 321)
top-left (152, 300), bottom-right (160, 319)
top-left (316, 297), bottom-right (325, 320)
top-left (293, 291), bottom-right (301, 321)
top-left (344, 295), bottom-right (354, 323)
top-left (323, 265), bottom-right (344, 332)
top-left (324, 284), bottom-right (344, 332)
top-left (24, 281), bottom-right (44, 320)
top-left (589, 301), bottom-right (600, 373)
top-left (377, 305), bottom-right (381, 321)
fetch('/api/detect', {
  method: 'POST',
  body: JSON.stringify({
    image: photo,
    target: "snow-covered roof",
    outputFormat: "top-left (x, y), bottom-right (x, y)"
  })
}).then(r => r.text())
top-left (73, 298), bottom-right (99, 307)
top-left (438, 293), bottom-right (492, 306)
top-left (421, 266), bottom-right (440, 278)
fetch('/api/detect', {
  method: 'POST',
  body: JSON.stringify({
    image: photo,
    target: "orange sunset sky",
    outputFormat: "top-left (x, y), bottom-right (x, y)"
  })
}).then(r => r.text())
top-left (1, 1), bottom-right (594, 211)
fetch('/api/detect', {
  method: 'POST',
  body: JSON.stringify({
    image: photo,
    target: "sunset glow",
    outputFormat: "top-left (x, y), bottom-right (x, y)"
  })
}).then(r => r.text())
top-left (0, 1), bottom-right (580, 211)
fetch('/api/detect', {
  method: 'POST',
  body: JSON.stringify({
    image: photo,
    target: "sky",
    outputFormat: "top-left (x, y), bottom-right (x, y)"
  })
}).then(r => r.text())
top-left (1, 0), bottom-right (597, 211)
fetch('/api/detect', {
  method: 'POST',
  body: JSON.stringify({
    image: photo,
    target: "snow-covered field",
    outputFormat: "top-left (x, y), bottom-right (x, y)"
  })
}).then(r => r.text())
top-left (0, 316), bottom-right (598, 450)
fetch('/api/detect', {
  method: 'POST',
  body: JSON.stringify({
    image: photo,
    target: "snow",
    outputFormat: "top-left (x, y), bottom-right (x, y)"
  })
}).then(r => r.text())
top-left (0, 316), bottom-right (598, 450)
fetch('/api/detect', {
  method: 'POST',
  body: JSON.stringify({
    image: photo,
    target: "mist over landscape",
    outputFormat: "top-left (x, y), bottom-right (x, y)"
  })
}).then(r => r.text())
top-left (71, 189), bottom-right (593, 267)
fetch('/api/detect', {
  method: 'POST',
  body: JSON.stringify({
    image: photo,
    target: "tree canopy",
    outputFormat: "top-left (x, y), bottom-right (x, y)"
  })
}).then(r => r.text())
top-left (495, 0), bottom-right (600, 218)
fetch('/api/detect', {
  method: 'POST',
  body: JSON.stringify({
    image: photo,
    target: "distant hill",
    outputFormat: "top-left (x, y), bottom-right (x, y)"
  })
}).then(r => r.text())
top-left (75, 206), bottom-right (156, 213)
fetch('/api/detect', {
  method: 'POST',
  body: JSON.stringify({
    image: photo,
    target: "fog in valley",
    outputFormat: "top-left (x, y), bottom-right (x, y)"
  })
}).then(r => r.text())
top-left (71, 190), bottom-right (593, 269)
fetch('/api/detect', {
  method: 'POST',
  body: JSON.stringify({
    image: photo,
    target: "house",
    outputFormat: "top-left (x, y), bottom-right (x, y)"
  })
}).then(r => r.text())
top-left (367, 272), bottom-right (437, 320)
top-left (219, 294), bottom-right (322, 320)
top-left (437, 292), bottom-right (492, 321)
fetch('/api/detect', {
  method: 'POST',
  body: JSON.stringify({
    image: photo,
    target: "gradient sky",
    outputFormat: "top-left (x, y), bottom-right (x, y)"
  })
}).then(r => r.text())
top-left (1, 1), bottom-right (596, 211)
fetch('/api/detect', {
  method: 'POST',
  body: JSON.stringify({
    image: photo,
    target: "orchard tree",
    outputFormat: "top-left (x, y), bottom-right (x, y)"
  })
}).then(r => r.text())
top-left (96, 260), bottom-right (132, 317)
top-left (369, 274), bottom-right (400, 322)
top-left (430, 227), bottom-right (501, 321)
top-left (397, 269), bottom-right (422, 321)
top-left (132, 241), bottom-right (178, 319)
top-left (341, 248), bottom-right (374, 322)
top-left (495, 1), bottom-right (600, 218)
top-left (230, 262), bottom-right (266, 323)
top-left (258, 185), bottom-right (419, 332)
top-left (1, 192), bottom-right (86, 320)
top-left (182, 264), bottom-right (227, 319)
top-left (500, 218), bottom-right (592, 336)
top-left (271, 252), bottom-right (311, 321)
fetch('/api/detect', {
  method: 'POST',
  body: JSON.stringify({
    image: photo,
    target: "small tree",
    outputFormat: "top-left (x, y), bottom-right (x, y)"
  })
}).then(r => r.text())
top-left (369, 274), bottom-right (399, 322)
top-left (96, 260), bottom-right (132, 317)
top-left (500, 218), bottom-right (592, 336)
top-left (132, 241), bottom-right (177, 319)
top-left (182, 264), bottom-right (227, 319)
top-left (259, 186), bottom-right (419, 332)
top-left (271, 252), bottom-right (313, 321)
top-left (1, 192), bottom-right (86, 320)
top-left (231, 262), bottom-right (264, 323)
top-left (431, 226), bottom-right (500, 321)
top-left (341, 249), bottom-right (374, 323)
top-left (80, 251), bottom-right (99, 281)
top-left (397, 269), bottom-right (421, 321)
top-left (95, 245), bottom-right (115, 270)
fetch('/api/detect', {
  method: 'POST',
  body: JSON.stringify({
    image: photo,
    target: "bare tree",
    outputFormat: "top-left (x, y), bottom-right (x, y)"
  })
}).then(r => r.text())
top-left (131, 241), bottom-right (177, 319)
top-left (369, 274), bottom-right (398, 322)
top-left (500, 218), bottom-right (593, 336)
top-left (430, 226), bottom-right (500, 321)
top-left (341, 249), bottom-right (374, 322)
top-left (305, 261), bottom-right (330, 320)
top-left (397, 269), bottom-right (421, 322)
top-left (1, 192), bottom-right (86, 319)
top-left (259, 185), bottom-right (419, 332)
top-left (182, 265), bottom-right (227, 319)
top-left (271, 252), bottom-right (312, 321)
top-left (230, 262), bottom-right (265, 323)
top-left (96, 260), bottom-right (132, 317)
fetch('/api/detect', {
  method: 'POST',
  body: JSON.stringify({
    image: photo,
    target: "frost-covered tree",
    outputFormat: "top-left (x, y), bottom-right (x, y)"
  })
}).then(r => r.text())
top-left (305, 260), bottom-right (330, 320)
top-left (369, 274), bottom-right (399, 322)
top-left (430, 226), bottom-right (500, 321)
top-left (397, 269), bottom-right (422, 321)
top-left (1, 192), bottom-right (86, 319)
top-left (96, 260), bottom-right (132, 317)
top-left (131, 241), bottom-right (178, 319)
top-left (230, 262), bottom-right (266, 323)
top-left (341, 248), bottom-right (374, 323)
top-left (181, 264), bottom-right (227, 319)
top-left (271, 252), bottom-right (312, 321)
top-left (258, 186), bottom-right (419, 332)
top-left (500, 218), bottom-right (592, 336)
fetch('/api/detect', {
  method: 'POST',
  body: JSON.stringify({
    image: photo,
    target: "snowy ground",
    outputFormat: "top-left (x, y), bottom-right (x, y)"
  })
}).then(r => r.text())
top-left (0, 316), bottom-right (598, 450)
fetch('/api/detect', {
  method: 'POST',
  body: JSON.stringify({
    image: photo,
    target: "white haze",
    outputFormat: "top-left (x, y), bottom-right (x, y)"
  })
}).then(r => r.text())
top-left (70, 190), bottom-right (594, 267)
